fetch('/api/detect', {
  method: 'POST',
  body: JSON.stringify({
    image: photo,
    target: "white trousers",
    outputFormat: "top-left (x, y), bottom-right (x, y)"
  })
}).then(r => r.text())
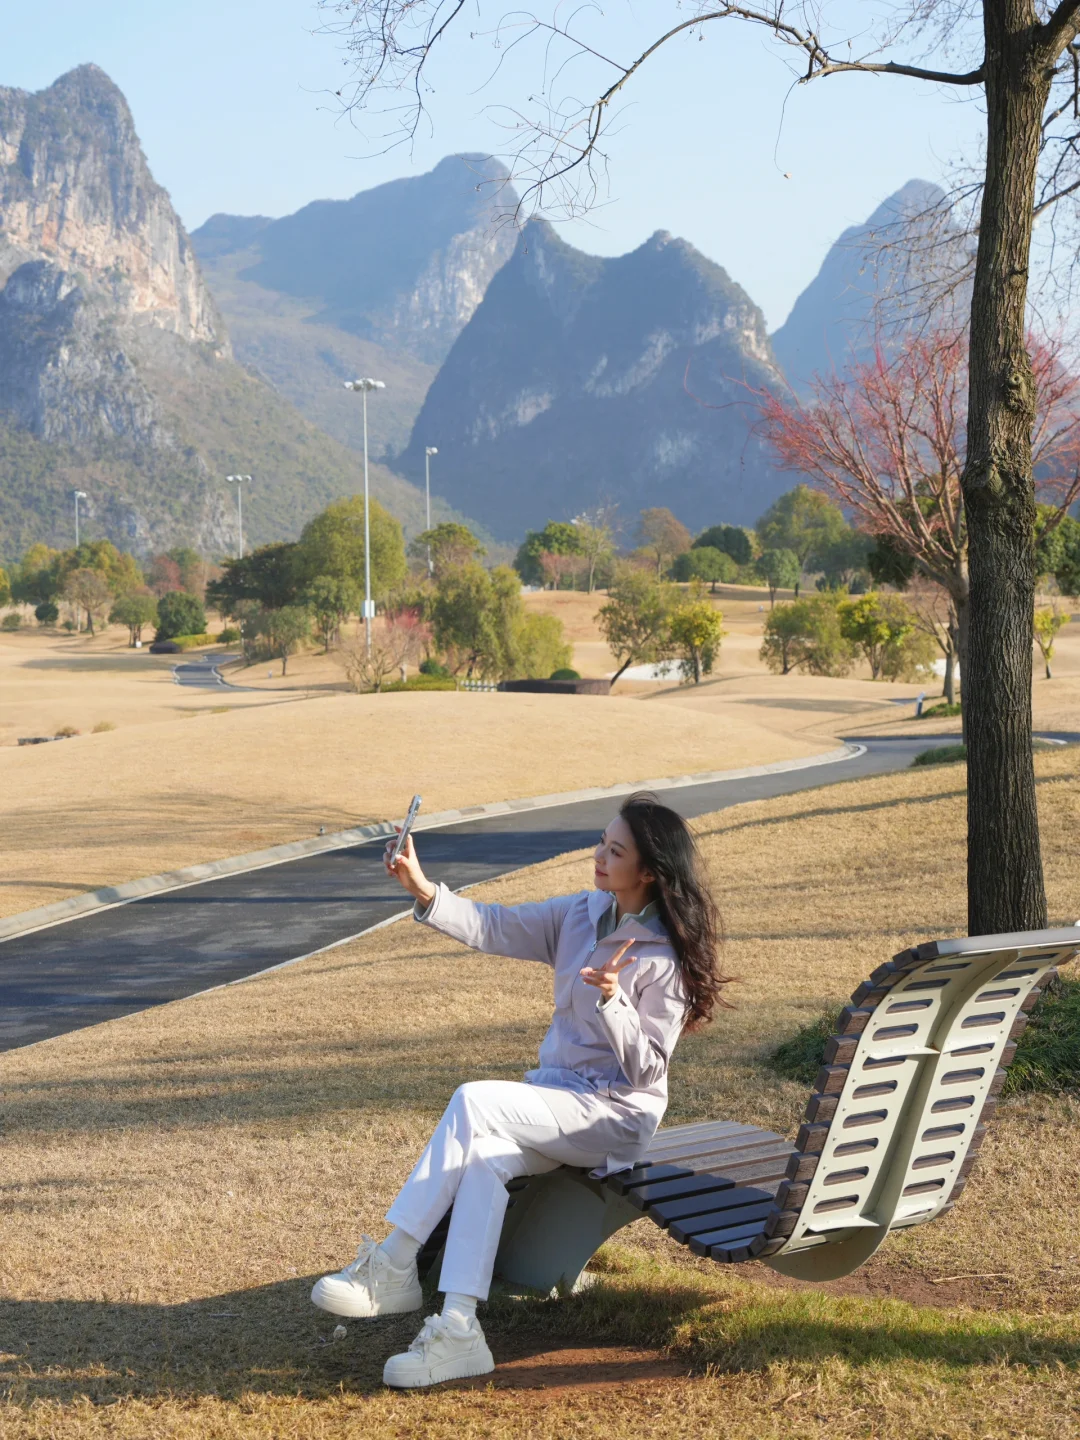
top-left (385, 1079), bottom-right (609, 1300)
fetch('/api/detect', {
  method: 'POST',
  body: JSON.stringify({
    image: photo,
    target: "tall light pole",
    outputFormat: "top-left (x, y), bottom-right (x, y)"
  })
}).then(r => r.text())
top-left (73, 490), bottom-right (87, 548)
top-left (226, 474), bottom-right (251, 558)
top-left (343, 378), bottom-right (386, 655)
top-left (424, 446), bottom-right (438, 576)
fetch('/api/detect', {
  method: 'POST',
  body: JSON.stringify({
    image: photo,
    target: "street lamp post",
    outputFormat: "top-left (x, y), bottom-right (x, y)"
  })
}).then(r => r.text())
top-left (226, 474), bottom-right (251, 558)
top-left (73, 490), bottom-right (87, 548)
top-left (343, 378), bottom-right (386, 655)
top-left (424, 446), bottom-right (438, 576)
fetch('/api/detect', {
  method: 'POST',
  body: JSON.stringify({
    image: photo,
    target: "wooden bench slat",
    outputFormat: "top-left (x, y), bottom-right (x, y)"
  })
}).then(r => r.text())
top-left (688, 1218), bottom-right (771, 1256)
top-left (647, 1184), bottom-right (741, 1227)
top-left (665, 1188), bottom-right (774, 1239)
top-left (644, 1133), bottom-right (791, 1168)
top-left (644, 1122), bottom-right (766, 1156)
top-left (627, 1173), bottom-right (743, 1210)
top-left (670, 1143), bottom-right (793, 1180)
top-left (604, 1164), bottom-right (694, 1195)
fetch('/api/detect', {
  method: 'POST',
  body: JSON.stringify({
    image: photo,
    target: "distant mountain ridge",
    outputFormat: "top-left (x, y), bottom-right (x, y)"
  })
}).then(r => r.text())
top-left (190, 157), bottom-right (519, 461)
top-left (771, 179), bottom-right (953, 395)
top-left (398, 220), bottom-right (793, 539)
top-left (0, 65), bottom-right (466, 561)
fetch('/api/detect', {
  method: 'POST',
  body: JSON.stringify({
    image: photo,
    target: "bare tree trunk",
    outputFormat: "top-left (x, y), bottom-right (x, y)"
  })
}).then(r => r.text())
top-left (960, 0), bottom-right (1049, 934)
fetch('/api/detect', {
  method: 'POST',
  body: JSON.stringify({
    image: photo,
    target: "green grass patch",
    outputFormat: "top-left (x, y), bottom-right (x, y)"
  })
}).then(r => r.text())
top-left (766, 1006), bottom-right (844, 1085)
top-left (378, 674), bottom-right (458, 692)
top-left (767, 980), bottom-right (1080, 1097)
top-left (918, 700), bottom-right (963, 719)
top-left (912, 742), bottom-right (967, 766)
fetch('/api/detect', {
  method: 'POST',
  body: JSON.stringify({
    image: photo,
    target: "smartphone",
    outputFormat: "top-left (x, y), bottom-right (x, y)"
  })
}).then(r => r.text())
top-left (389, 794), bottom-right (422, 865)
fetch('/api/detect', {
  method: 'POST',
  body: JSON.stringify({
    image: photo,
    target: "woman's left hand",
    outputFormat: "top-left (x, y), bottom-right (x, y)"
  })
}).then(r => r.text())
top-left (580, 940), bottom-right (636, 1003)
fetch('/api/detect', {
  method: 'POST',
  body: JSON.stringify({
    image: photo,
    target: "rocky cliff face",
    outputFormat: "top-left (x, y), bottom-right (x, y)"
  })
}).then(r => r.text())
top-left (0, 65), bottom-right (224, 348)
top-left (0, 66), bottom-right (452, 560)
top-left (398, 221), bottom-right (792, 538)
top-left (770, 180), bottom-right (958, 395)
top-left (191, 155), bottom-right (518, 460)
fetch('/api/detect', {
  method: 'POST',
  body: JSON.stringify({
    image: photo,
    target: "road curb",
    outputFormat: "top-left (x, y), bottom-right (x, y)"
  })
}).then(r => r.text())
top-left (0, 744), bottom-right (861, 944)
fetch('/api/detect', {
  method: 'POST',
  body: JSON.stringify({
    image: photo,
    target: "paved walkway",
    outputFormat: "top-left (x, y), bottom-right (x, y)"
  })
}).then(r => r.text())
top-left (0, 734), bottom-right (1069, 1052)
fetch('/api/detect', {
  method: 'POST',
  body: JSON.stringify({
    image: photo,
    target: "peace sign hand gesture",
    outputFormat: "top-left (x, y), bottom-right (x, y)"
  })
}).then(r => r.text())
top-left (580, 939), bottom-right (637, 1004)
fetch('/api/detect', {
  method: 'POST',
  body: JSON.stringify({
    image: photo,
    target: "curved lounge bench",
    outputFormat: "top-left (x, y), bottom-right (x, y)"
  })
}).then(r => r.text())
top-left (416, 926), bottom-right (1079, 1292)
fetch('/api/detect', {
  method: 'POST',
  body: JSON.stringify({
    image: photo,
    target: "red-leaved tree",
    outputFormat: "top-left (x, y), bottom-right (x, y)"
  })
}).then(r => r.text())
top-left (758, 330), bottom-right (1080, 726)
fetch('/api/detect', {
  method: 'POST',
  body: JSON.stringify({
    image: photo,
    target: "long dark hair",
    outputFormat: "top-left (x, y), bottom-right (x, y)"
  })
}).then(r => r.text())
top-left (619, 792), bottom-right (730, 1027)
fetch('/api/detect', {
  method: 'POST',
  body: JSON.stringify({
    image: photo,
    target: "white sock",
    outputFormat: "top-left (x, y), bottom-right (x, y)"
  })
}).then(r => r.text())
top-left (378, 1227), bottom-right (421, 1270)
top-left (441, 1291), bottom-right (478, 1326)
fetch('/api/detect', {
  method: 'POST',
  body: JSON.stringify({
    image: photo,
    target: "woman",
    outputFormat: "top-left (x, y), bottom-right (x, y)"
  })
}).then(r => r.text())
top-left (311, 792), bottom-right (726, 1388)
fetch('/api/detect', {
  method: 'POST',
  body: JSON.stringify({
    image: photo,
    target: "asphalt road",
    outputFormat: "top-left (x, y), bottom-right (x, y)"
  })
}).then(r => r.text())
top-left (1, 733), bottom-right (1071, 1052)
top-left (172, 655), bottom-right (241, 688)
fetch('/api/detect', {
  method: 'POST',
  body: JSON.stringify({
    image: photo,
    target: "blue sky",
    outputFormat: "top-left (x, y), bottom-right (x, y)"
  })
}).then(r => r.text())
top-left (3, 1), bottom-right (986, 330)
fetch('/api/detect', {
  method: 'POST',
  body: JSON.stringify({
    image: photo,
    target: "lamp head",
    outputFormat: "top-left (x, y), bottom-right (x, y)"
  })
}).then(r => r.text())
top-left (345, 378), bottom-right (386, 392)
top-left (425, 446), bottom-right (438, 457)
top-left (74, 489), bottom-right (87, 499)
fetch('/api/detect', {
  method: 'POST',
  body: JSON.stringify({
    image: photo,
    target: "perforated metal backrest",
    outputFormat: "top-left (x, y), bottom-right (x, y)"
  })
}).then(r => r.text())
top-left (761, 927), bottom-right (1079, 1282)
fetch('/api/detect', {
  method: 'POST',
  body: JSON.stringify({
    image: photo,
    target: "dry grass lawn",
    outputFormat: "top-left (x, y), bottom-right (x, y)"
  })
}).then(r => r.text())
top-left (1, 748), bottom-right (1079, 1437)
top-left (0, 654), bottom-right (824, 920)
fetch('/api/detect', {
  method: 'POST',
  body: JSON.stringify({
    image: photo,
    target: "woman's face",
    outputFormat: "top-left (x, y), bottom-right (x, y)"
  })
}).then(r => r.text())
top-left (594, 814), bottom-right (654, 896)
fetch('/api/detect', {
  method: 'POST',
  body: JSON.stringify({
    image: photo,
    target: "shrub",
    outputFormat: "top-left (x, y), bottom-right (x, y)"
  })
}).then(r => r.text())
top-left (156, 591), bottom-right (207, 641)
top-left (514, 611), bottom-right (572, 679)
top-left (92, 721), bottom-right (116, 733)
top-left (767, 980), bottom-right (1080, 1099)
top-left (760, 597), bottom-right (853, 676)
top-left (419, 657), bottom-right (450, 677)
top-left (918, 701), bottom-right (963, 719)
top-left (550, 667), bottom-right (581, 680)
top-left (912, 743), bottom-right (967, 766)
top-left (217, 627), bottom-right (241, 643)
top-left (54, 724), bottom-right (80, 738)
top-left (169, 633), bottom-right (216, 651)
top-left (379, 674), bottom-right (458, 692)
top-left (1, 612), bottom-right (21, 631)
top-left (35, 601), bottom-right (59, 625)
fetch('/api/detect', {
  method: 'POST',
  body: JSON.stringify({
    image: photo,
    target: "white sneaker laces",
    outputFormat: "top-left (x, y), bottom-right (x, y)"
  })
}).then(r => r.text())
top-left (410, 1315), bottom-right (449, 1353)
top-left (343, 1234), bottom-right (380, 1283)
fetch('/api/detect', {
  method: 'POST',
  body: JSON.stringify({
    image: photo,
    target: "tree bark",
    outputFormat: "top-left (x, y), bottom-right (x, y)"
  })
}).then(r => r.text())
top-left (960, 0), bottom-right (1050, 934)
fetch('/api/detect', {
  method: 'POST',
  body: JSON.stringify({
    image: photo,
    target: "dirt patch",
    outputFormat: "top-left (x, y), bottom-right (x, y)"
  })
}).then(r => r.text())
top-left (456, 1339), bottom-right (689, 1393)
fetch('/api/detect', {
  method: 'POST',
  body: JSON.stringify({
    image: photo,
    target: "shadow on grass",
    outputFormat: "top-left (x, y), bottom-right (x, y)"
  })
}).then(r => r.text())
top-left (2, 1274), bottom-right (1078, 1407)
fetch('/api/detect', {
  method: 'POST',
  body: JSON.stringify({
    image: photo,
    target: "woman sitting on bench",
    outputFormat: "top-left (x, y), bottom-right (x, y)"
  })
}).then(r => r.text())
top-left (311, 792), bottom-right (727, 1388)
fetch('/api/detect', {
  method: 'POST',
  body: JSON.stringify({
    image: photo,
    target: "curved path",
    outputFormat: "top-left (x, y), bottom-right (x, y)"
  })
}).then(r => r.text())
top-left (1, 734), bottom-right (1072, 1052)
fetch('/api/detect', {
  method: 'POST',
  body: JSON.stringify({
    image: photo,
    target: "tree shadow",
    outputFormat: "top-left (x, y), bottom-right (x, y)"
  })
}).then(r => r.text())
top-left (2, 1275), bottom-right (1076, 1408)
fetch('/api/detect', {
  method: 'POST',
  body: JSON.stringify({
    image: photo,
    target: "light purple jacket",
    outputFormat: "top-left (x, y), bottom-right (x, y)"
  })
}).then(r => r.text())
top-left (416, 883), bottom-right (689, 1168)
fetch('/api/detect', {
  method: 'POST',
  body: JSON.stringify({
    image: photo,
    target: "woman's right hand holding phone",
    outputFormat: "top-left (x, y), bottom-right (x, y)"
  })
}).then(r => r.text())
top-left (384, 831), bottom-right (436, 908)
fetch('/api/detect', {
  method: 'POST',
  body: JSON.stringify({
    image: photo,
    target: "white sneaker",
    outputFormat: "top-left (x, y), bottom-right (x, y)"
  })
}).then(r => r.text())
top-left (310, 1235), bottom-right (422, 1318)
top-left (382, 1313), bottom-right (495, 1388)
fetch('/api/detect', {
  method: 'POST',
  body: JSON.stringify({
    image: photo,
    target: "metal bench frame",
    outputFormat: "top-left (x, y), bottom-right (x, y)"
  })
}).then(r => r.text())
top-left (417, 927), bottom-right (1078, 1293)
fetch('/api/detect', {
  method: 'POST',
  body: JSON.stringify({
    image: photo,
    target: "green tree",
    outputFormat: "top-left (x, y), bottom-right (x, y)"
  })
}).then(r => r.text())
top-left (304, 575), bottom-right (359, 652)
top-left (255, 604), bottom-right (311, 676)
top-left (760, 598), bottom-right (854, 677)
top-left (11, 543), bottom-right (61, 605)
top-left (295, 495), bottom-right (407, 598)
top-left (155, 591), bottom-right (207, 641)
top-left (34, 601), bottom-right (59, 626)
top-left (755, 548), bottom-right (801, 607)
top-left (109, 592), bottom-right (159, 647)
top-left (597, 569), bottom-right (676, 683)
top-left (838, 593), bottom-right (917, 681)
top-left (63, 568), bottom-right (113, 635)
top-left (514, 612), bottom-right (573, 678)
top-left (670, 547), bottom-right (737, 591)
top-left (1035, 509), bottom-right (1080, 597)
top-left (669, 587), bottom-right (725, 684)
top-left (694, 524), bottom-right (755, 567)
top-left (409, 522), bottom-right (485, 579)
top-left (207, 543), bottom-right (301, 615)
top-left (514, 521), bottom-right (584, 587)
top-left (638, 508), bottom-right (692, 578)
top-left (0, 566), bottom-right (9, 607)
top-left (1033, 607), bottom-right (1069, 680)
top-left (431, 563), bottom-right (507, 678)
top-left (756, 485), bottom-right (848, 592)
top-left (816, 530), bottom-right (871, 590)
top-left (62, 540), bottom-right (143, 598)
top-left (572, 511), bottom-right (616, 593)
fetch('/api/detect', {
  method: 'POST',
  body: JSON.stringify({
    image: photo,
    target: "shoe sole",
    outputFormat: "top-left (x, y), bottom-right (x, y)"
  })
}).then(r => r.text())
top-left (310, 1281), bottom-right (423, 1318)
top-left (383, 1348), bottom-right (495, 1388)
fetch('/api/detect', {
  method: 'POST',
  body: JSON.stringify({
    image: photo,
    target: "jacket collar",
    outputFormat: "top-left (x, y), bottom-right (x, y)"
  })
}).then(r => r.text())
top-left (587, 889), bottom-right (669, 944)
